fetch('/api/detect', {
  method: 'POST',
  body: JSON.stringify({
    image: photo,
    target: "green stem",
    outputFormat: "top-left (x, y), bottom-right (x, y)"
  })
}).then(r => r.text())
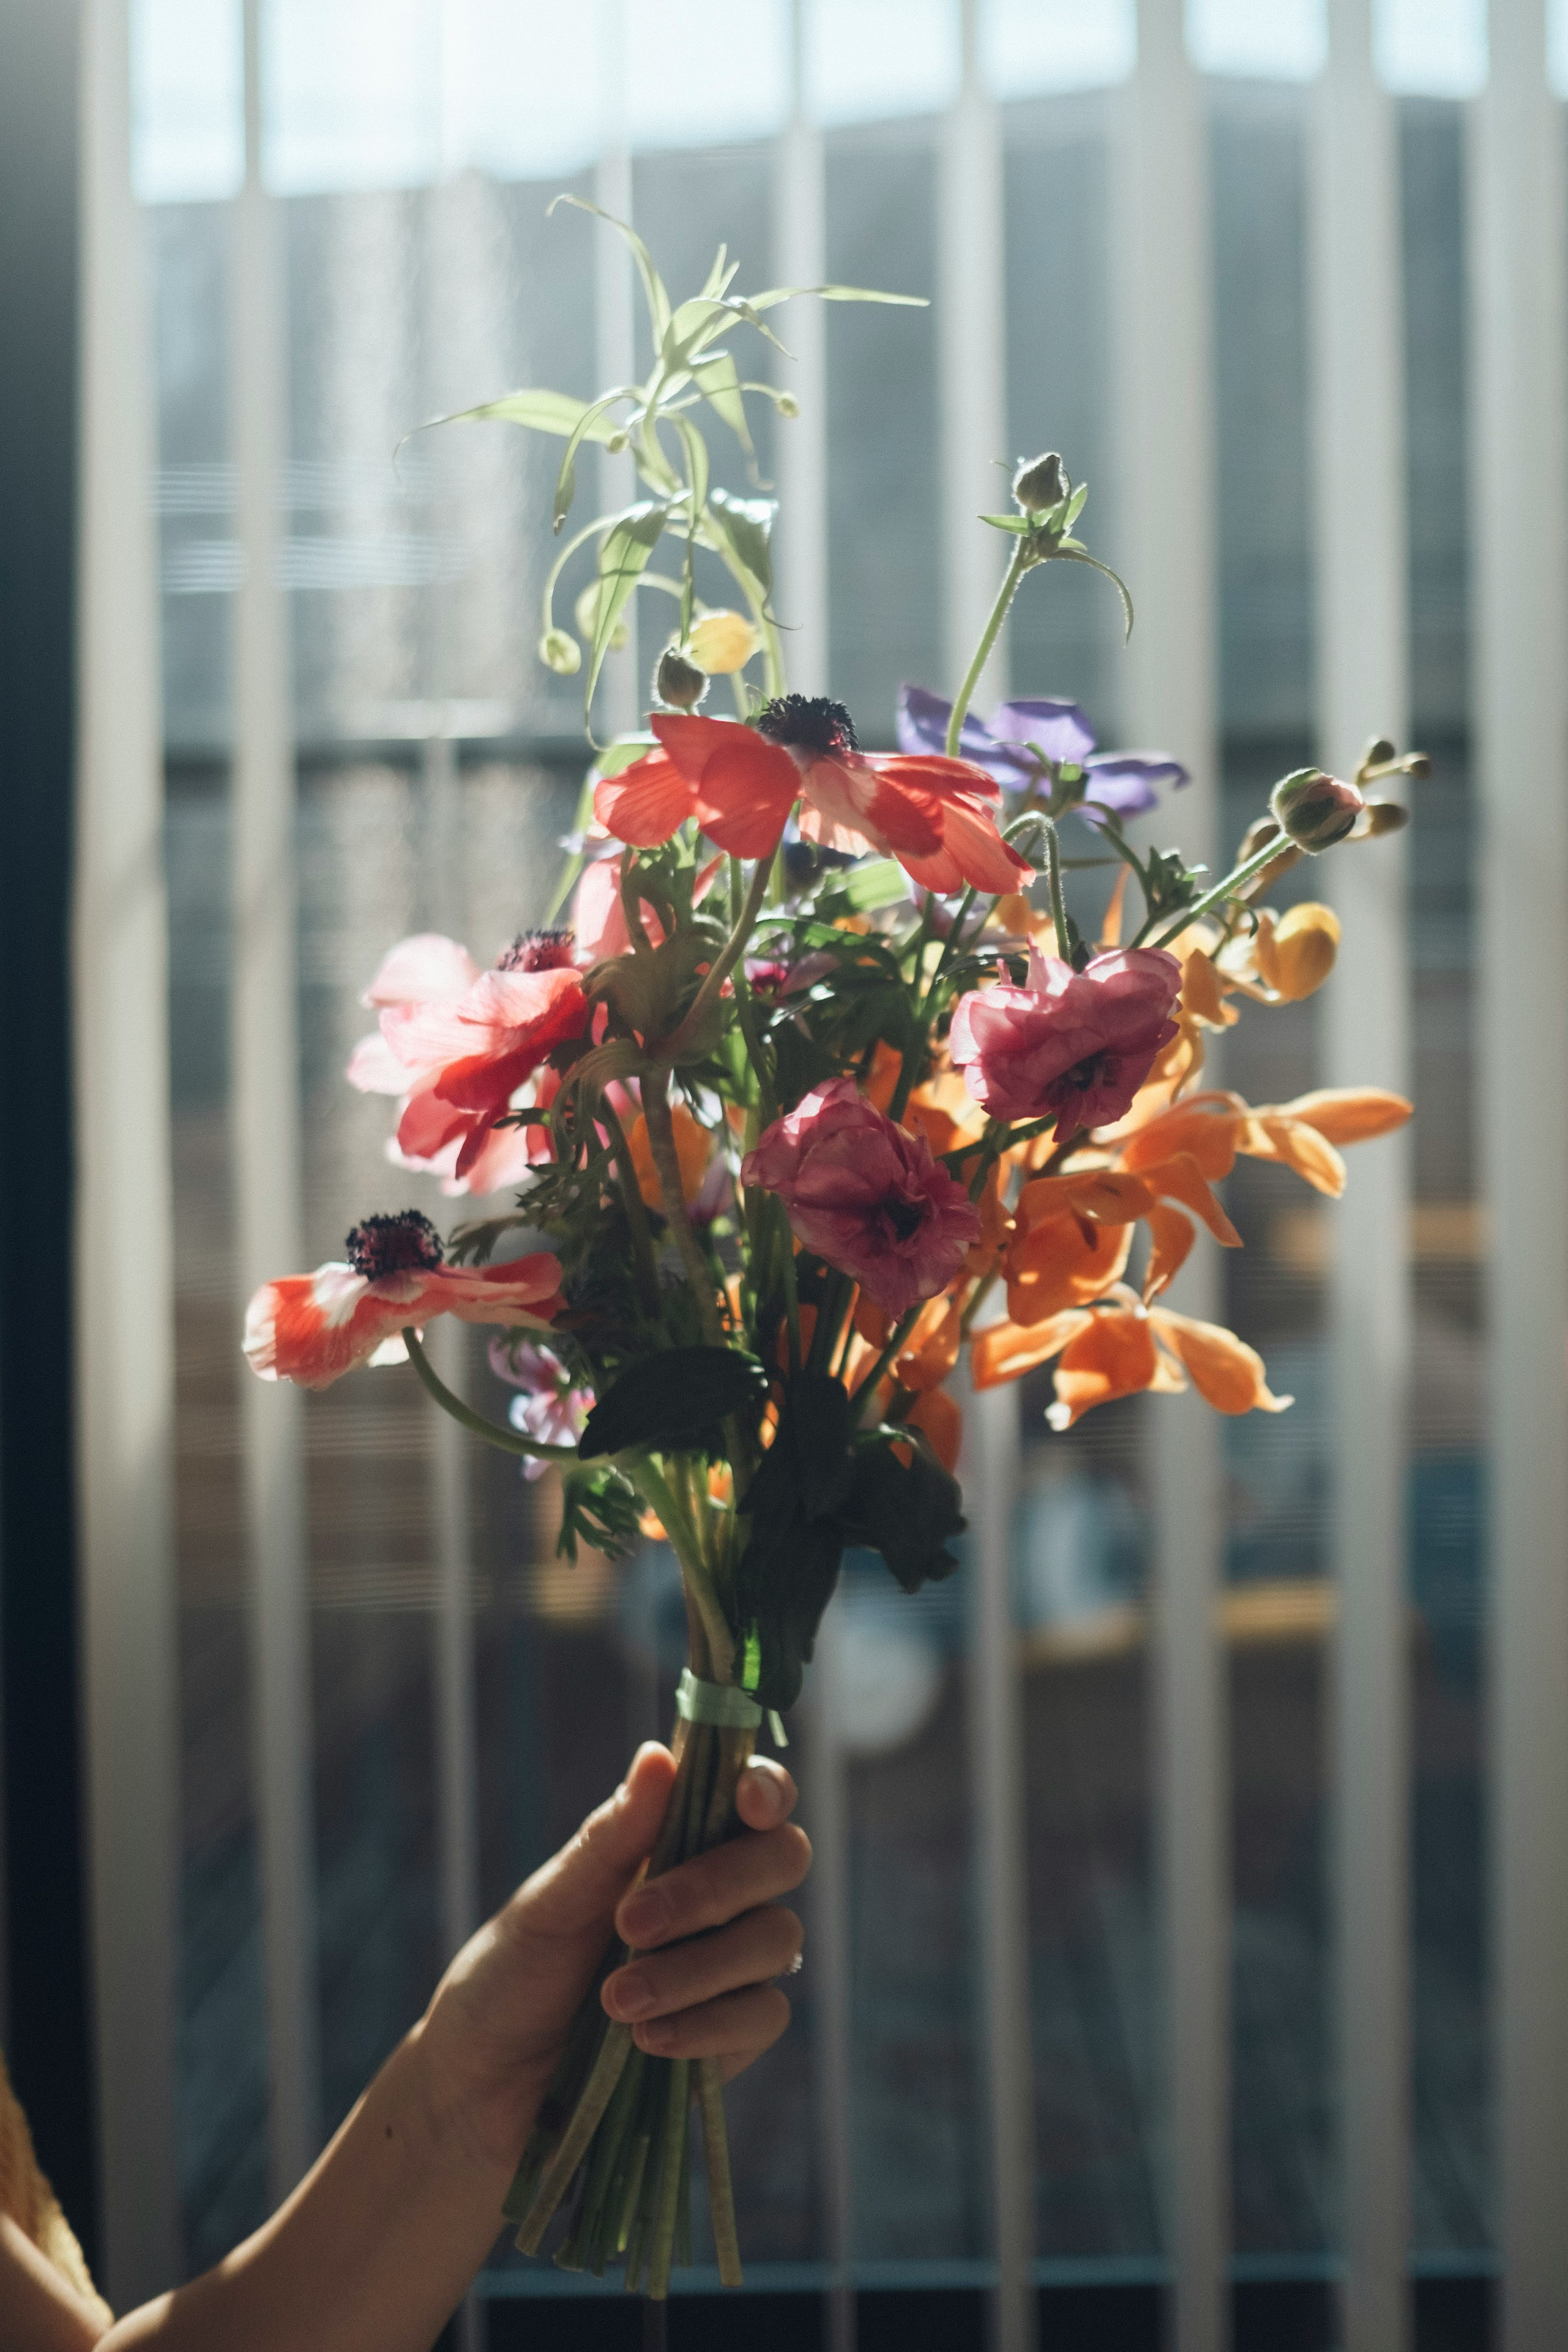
top-left (944, 538), bottom-right (1031, 758)
top-left (1042, 816), bottom-right (1070, 958)
top-left (852, 1304), bottom-right (924, 1425)
top-left (642, 1082), bottom-right (726, 1346)
top-left (659, 852), bottom-right (775, 1066)
top-left (403, 1328), bottom-right (577, 1463)
top-left (596, 1095), bottom-right (662, 1315)
top-left (1142, 836), bottom-right (1292, 951)
top-left (631, 1455), bottom-right (735, 1683)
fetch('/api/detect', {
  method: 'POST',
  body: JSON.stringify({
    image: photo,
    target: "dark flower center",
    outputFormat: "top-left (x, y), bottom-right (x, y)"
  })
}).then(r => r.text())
top-left (883, 1195), bottom-right (927, 1242)
top-left (345, 1209), bottom-right (445, 1279)
top-left (498, 927), bottom-right (575, 973)
top-left (1059, 1049), bottom-right (1117, 1095)
top-left (754, 694), bottom-right (858, 757)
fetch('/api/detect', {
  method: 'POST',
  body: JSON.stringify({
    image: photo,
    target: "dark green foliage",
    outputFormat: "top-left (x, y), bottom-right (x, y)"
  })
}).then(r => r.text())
top-left (556, 1463), bottom-right (645, 1562)
top-left (578, 1345), bottom-right (769, 1459)
top-left (843, 1431), bottom-right (967, 1594)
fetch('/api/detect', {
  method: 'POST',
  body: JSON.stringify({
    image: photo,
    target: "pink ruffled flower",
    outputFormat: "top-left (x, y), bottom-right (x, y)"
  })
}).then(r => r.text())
top-left (740, 1076), bottom-right (980, 1318)
top-left (244, 1211), bottom-right (564, 1391)
top-left (490, 1334), bottom-right (592, 1480)
top-left (347, 932), bottom-right (588, 1188)
top-left (950, 944), bottom-right (1181, 1137)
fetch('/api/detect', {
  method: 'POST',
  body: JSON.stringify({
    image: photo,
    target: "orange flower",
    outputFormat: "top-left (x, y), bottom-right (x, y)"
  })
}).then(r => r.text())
top-left (1146, 1307), bottom-right (1292, 1415)
top-left (626, 1100), bottom-right (713, 1211)
top-left (1005, 1211), bottom-right (1133, 1325)
top-left (906, 1386), bottom-right (962, 1472)
top-left (895, 1294), bottom-right (963, 1391)
top-left (1253, 903), bottom-right (1340, 1001)
top-left (1046, 1307), bottom-right (1165, 1429)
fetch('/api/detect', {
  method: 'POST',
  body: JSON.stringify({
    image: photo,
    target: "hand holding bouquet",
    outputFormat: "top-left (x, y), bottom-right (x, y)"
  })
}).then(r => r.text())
top-left (244, 206), bottom-right (1415, 2297)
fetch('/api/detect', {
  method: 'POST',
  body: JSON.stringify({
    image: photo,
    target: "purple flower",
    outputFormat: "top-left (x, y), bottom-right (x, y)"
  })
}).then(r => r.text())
top-left (489, 1335), bottom-right (591, 1480)
top-left (896, 684), bottom-right (1189, 818)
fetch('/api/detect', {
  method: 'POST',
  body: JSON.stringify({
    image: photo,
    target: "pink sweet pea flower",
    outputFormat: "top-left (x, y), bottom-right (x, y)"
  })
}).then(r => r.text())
top-left (490, 1334), bottom-right (592, 1479)
top-left (244, 1211), bottom-right (564, 1391)
top-left (348, 931), bottom-right (588, 1185)
top-left (740, 1075), bottom-right (980, 1318)
top-left (950, 944), bottom-right (1182, 1138)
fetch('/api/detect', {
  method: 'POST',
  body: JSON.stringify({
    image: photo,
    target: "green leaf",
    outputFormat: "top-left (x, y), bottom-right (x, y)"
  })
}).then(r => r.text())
top-left (557, 1463), bottom-right (645, 1563)
top-left (594, 733), bottom-right (656, 779)
top-left (552, 388), bottom-right (637, 535)
top-left (979, 512), bottom-right (1032, 533)
top-left (585, 500), bottom-right (671, 717)
top-left (843, 1431), bottom-right (966, 1593)
top-left (440, 387), bottom-right (626, 443)
top-left (1064, 479), bottom-right (1089, 528)
top-left (1059, 547), bottom-right (1135, 642)
top-left (577, 1346), bottom-right (769, 1460)
top-left (698, 243), bottom-right (739, 302)
top-left (734, 1373), bottom-right (857, 1710)
top-left (706, 487), bottom-right (776, 605)
top-left (549, 194), bottom-right (672, 346)
top-left (835, 857), bottom-right (908, 912)
top-left (690, 351), bottom-right (756, 462)
top-left (746, 283), bottom-right (928, 313)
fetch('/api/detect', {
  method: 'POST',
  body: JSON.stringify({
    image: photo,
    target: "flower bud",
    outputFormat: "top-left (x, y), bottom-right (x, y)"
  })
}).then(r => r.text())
top-left (1363, 797), bottom-right (1410, 838)
top-left (539, 627), bottom-right (581, 676)
top-left (1255, 902), bottom-right (1340, 1001)
top-left (655, 647), bottom-right (708, 710)
top-left (688, 609), bottom-right (760, 674)
top-left (1402, 751), bottom-right (1431, 780)
top-left (1361, 735), bottom-right (1398, 770)
top-left (606, 429), bottom-right (629, 453)
top-left (1269, 767), bottom-right (1364, 852)
top-left (1013, 451), bottom-right (1067, 513)
top-left (777, 391), bottom-right (800, 419)
top-left (574, 582), bottom-right (629, 653)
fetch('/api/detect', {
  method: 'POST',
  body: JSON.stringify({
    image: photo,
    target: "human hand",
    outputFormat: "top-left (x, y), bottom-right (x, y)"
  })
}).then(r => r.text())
top-left (416, 1743), bottom-right (810, 2174)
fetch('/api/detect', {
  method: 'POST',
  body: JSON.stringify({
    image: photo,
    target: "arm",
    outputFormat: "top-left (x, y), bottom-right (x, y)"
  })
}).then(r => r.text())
top-left (0, 2218), bottom-right (107, 2352)
top-left (97, 1743), bottom-right (806, 2352)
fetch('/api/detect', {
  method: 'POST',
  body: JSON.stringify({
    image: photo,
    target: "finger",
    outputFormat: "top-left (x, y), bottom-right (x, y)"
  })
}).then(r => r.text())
top-left (631, 1983), bottom-right (793, 2064)
top-left (602, 1906), bottom-right (802, 2025)
top-left (615, 1821), bottom-right (811, 1950)
top-left (510, 1744), bottom-right (676, 1937)
top-left (734, 1757), bottom-right (797, 1833)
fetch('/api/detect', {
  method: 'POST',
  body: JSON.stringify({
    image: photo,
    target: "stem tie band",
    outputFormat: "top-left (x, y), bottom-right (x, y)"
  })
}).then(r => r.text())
top-left (675, 1668), bottom-right (787, 1749)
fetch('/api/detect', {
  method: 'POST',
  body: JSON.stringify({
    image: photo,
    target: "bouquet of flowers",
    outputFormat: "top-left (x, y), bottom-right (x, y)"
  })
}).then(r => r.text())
top-left (243, 205), bottom-right (1415, 2299)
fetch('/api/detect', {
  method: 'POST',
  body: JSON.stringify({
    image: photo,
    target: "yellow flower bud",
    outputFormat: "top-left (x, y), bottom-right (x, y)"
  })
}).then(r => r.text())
top-left (777, 391), bottom-right (801, 419)
top-left (688, 608), bottom-right (760, 674)
top-left (1255, 902), bottom-right (1341, 1001)
top-left (539, 627), bottom-right (581, 676)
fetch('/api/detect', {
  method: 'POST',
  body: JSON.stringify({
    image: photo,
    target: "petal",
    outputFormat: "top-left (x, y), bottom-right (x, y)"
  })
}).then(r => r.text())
top-left (807, 757), bottom-right (944, 857)
top-left (1046, 1309), bottom-right (1160, 1428)
top-left (1140, 1151), bottom-right (1242, 1246)
top-left (595, 747), bottom-right (698, 846)
top-left (897, 1295), bottom-right (963, 1391)
top-left (929, 796), bottom-right (1033, 894)
top-left (1018, 1168), bottom-right (1156, 1231)
top-left (970, 1309), bottom-right (1090, 1389)
top-left (361, 932), bottom-right (479, 1009)
top-left (906, 1385), bottom-right (962, 1472)
top-left (1141, 1202), bottom-right (1196, 1301)
top-left (1240, 1114), bottom-right (1348, 1197)
top-left (1148, 1308), bottom-right (1292, 1415)
top-left (1270, 1086), bottom-right (1412, 1146)
top-left (347, 1030), bottom-right (411, 1094)
top-left (989, 697), bottom-right (1096, 768)
top-left (1116, 1097), bottom-right (1245, 1178)
top-left (1005, 1210), bottom-right (1132, 1324)
top-left (650, 716), bottom-right (799, 857)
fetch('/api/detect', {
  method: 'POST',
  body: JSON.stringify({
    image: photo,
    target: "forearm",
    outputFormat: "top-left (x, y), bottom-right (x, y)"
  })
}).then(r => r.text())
top-left (100, 2026), bottom-right (523, 2352)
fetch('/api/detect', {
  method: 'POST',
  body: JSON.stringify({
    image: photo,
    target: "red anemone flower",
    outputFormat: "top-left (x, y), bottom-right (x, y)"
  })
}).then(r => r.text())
top-left (244, 1210), bottom-right (564, 1390)
top-left (595, 697), bottom-right (1033, 896)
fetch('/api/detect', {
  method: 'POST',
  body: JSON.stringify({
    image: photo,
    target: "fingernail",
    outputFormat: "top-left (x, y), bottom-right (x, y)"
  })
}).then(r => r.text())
top-left (609, 1969), bottom-right (656, 2019)
top-left (638, 2018), bottom-right (676, 2053)
top-left (619, 1886), bottom-right (670, 1943)
top-left (746, 1768), bottom-right (784, 1821)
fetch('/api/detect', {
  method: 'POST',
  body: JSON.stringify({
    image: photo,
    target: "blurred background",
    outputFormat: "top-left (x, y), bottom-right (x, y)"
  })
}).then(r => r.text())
top-left (5, 1), bottom-right (1566, 2348)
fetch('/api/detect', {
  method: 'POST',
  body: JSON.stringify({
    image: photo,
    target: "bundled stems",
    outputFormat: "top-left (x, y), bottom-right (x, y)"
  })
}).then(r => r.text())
top-left (504, 1698), bottom-right (755, 2295)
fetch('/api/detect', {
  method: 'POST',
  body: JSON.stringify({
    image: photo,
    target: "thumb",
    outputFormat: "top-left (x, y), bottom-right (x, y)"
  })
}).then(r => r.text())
top-left (521, 1743), bottom-right (677, 1938)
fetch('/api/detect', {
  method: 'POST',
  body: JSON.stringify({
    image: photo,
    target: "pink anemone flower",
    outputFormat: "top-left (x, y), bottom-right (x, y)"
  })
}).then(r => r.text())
top-left (596, 698), bottom-right (1033, 897)
top-left (950, 943), bottom-right (1182, 1137)
top-left (245, 1211), bottom-right (564, 1391)
top-left (348, 931), bottom-right (588, 1187)
top-left (489, 1334), bottom-right (593, 1479)
top-left (741, 1075), bottom-right (980, 1318)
